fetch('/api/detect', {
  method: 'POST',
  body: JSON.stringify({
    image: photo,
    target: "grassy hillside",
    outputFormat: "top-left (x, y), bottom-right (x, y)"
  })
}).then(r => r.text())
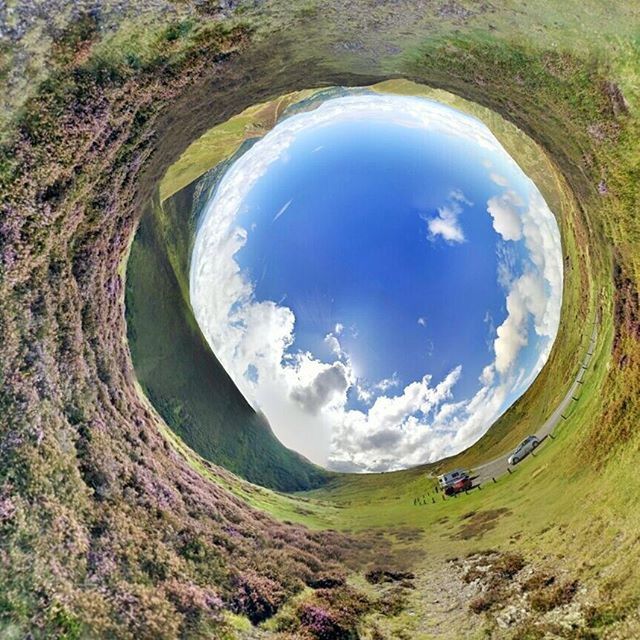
top-left (135, 27), bottom-right (640, 638)
top-left (3, 1), bottom-right (640, 638)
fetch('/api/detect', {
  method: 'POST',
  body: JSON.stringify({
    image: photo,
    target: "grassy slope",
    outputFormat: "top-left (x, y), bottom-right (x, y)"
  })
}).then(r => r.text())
top-left (159, 89), bottom-right (319, 202)
top-left (5, 2), bottom-right (640, 638)
top-left (122, 2), bottom-right (640, 635)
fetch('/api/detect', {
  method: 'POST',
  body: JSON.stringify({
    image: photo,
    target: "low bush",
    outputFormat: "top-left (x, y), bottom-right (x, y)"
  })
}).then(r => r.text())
top-left (469, 592), bottom-right (496, 614)
top-left (522, 572), bottom-right (556, 592)
top-left (229, 572), bottom-right (286, 624)
top-left (296, 586), bottom-right (371, 640)
top-left (365, 568), bottom-right (415, 585)
top-left (529, 580), bottom-right (578, 612)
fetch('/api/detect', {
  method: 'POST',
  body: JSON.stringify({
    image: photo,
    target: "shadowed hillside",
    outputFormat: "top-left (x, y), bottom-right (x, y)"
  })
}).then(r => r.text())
top-left (126, 172), bottom-right (330, 491)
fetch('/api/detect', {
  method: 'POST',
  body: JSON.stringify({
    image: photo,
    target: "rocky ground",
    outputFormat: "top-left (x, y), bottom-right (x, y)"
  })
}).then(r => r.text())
top-left (387, 550), bottom-right (627, 639)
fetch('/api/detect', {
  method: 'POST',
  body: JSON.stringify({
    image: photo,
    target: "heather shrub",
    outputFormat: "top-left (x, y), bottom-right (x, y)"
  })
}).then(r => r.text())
top-left (521, 572), bottom-right (556, 592)
top-left (469, 592), bottom-right (497, 614)
top-left (296, 586), bottom-right (371, 640)
top-left (112, 582), bottom-right (182, 639)
top-left (307, 573), bottom-right (346, 589)
top-left (490, 552), bottom-right (525, 579)
top-left (299, 603), bottom-right (355, 640)
top-left (163, 579), bottom-right (224, 637)
top-left (365, 568), bottom-right (415, 585)
top-left (230, 571), bottom-right (286, 624)
top-left (529, 580), bottom-right (578, 612)
top-left (374, 587), bottom-right (408, 617)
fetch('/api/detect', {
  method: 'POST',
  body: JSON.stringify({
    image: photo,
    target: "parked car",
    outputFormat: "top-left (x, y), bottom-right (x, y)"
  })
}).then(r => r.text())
top-left (508, 435), bottom-right (539, 465)
top-left (444, 476), bottom-right (473, 496)
top-left (437, 468), bottom-right (469, 490)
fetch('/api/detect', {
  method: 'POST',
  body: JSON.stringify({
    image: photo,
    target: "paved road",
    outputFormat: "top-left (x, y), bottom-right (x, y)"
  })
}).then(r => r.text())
top-left (469, 321), bottom-right (599, 486)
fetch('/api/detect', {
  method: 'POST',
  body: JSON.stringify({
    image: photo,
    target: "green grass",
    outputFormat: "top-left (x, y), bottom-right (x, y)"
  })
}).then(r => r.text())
top-left (119, 4), bottom-right (640, 635)
top-left (159, 89), bottom-right (320, 202)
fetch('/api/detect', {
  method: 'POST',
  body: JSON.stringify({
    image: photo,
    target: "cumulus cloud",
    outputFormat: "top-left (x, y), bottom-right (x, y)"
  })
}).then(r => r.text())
top-left (487, 190), bottom-right (524, 241)
top-left (426, 190), bottom-right (472, 244)
top-left (371, 374), bottom-right (398, 392)
top-left (189, 93), bottom-right (563, 471)
top-left (291, 361), bottom-right (350, 414)
top-left (324, 332), bottom-right (344, 358)
top-left (328, 367), bottom-right (462, 470)
top-left (428, 211), bottom-right (465, 243)
top-left (490, 179), bottom-right (563, 377)
top-left (479, 364), bottom-right (495, 386)
top-left (355, 383), bottom-right (374, 405)
top-left (494, 281), bottom-right (530, 374)
top-left (520, 190), bottom-right (563, 338)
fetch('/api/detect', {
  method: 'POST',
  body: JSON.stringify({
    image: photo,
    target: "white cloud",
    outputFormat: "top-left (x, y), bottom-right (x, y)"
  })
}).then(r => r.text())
top-left (487, 190), bottom-right (524, 241)
top-left (490, 177), bottom-right (563, 377)
top-left (324, 332), bottom-right (344, 358)
top-left (374, 373), bottom-right (400, 392)
top-left (479, 364), bottom-right (495, 386)
top-left (496, 242), bottom-right (517, 289)
top-left (490, 172), bottom-right (509, 187)
top-left (355, 383), bottom-right (374, 404)
top-left (494, 281), bottom-right (530, 374)
top-left (493, 267), bottom-right (549, 375)
top-left (426, 190), bottom-right (472, 244)
top-left (352, 373), bottom-right (401, 409)
top-left (328, 367), bottom-right (462, 470)
top-left (428, 211), bottom-right (465, 243)
top-left (291, 361), bottom-right (351, 414)
top-left (520, 190), bottom-right (563, 339)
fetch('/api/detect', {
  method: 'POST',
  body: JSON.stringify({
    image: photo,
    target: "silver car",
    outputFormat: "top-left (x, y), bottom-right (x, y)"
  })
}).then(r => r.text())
top-left (508, 435), bottom-right (539, 465)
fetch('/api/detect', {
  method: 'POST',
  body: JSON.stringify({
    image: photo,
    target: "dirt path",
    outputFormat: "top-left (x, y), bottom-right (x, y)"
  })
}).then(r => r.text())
top-left (387, 557), bottom-right (485, 639)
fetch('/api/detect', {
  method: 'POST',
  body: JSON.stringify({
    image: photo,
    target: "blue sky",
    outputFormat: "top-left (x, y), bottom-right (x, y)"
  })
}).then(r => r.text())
top-left (235, 118), bottom-right (536, 406)
top-left (190, 94), bottom-right (563, 471)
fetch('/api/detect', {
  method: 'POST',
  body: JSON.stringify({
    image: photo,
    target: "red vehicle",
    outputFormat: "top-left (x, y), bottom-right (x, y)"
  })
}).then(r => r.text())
top-left (444, 476), bottom-right (473, 496)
